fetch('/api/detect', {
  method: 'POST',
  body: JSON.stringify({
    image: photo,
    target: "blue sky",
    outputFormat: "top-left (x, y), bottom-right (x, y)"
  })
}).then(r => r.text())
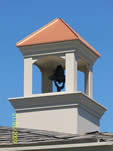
top-left (0, 0), bottom-right (113, 132)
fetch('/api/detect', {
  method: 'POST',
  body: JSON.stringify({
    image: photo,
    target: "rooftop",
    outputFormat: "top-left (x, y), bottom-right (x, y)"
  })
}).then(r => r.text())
top-left (0, 126), bottom-right (113, 147)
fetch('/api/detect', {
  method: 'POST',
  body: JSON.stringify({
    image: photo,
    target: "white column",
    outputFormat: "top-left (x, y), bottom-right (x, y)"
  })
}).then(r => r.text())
top-left (66, 52), bottom-right (78, 92)
top-left (41, 70), bottom-right (52, 93)
top-left (84, 65), bottom-right (93, 98)
top-left (24, 57), bottom-right (32, 96)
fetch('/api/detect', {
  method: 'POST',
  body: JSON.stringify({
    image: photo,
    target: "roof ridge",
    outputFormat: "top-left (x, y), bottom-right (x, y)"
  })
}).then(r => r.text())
top-left (60, 19), bottom-right (100, 57)
top-left (16, 18), bottom-right (59, 47)
top-left (59, 18), bottom-right (79, 38)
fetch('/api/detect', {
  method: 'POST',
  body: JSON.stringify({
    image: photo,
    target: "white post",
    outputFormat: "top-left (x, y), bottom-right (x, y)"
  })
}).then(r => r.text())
top-left (85, 70), bottom-right (88, 95)
top-left (84, 65), bottom-right (93, 98)
top-left (41, 70), bottom-right (52, 93)
top-left (66, 51), bottom-right (78, 92)
top-left (24, 57), bottom-right (32, 96)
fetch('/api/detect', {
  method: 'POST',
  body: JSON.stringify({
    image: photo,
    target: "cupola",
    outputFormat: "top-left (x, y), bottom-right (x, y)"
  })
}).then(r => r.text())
top-left (9, 18), bottom-right (106, 134)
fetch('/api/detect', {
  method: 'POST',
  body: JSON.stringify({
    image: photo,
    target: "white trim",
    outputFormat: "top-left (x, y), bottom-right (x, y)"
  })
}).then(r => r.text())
top-left (0, 142), bottom-right (113, 151)
top-left (16, 104), bottom-right (78, 113)
top-left (8, 92), bottom-right (106, 111)
top-left (30, 50), bottom-right (76, 58)
top-left (8, 91), bottom-right (73, 100)
top-left (19, 40), bottom-right (98, 65)
top-left (8, 92), bottom-right (106, 120)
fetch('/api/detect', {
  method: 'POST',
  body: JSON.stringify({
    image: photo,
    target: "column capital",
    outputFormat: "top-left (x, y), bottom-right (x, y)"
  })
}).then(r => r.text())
top-left (65, 50), bottom-right (79, 59)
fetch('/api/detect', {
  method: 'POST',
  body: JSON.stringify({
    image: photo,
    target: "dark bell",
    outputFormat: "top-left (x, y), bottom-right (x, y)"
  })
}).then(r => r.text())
top-left (49, 65), bottom-right (65, 83)
top-left (49, 65), bottom-right (65, 92)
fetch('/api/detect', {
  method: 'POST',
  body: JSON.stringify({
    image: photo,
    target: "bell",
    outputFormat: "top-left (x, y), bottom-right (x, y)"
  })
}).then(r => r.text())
top-left (49, 65), bottom-right (65, 92)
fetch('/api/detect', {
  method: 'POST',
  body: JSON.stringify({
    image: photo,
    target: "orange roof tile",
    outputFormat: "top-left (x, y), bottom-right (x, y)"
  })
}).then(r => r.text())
top-left (16, 18), bottom-right (100, 57)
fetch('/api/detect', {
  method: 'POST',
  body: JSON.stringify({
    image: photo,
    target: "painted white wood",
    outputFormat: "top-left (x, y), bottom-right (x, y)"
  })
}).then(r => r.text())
top-left (1, 142), bottom-right (113, 150)
top-left (10, 92), bottom-right (106, 135)
top-left (66, 52), bottom-right (78, 92)
top-left (85, 65), bottom-right (93, 98)
top-left (9, 92), bottom-right (106, 118)
top-left (19, 40), bottom-right (99, 65)
top-left (78, 107), bottom-right (99, 134)
top-left (85, 70), bottom-right (88, 95)
top-left (17, 104), bottom-right (100, 135)
top-left (17, 108), bottom-right (78, 134)
top-left (24, 57), bottom-right (32, 96)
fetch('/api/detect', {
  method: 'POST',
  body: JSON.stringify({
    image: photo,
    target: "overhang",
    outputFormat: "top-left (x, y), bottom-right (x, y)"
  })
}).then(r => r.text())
top-left (16, 18), bottom-right (101, 59)
top-left (8, 92), bottom-right (106, 118)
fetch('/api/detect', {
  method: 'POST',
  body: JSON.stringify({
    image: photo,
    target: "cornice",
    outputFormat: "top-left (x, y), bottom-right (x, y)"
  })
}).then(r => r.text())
top-left (9, 92), bottom-right (106, 118)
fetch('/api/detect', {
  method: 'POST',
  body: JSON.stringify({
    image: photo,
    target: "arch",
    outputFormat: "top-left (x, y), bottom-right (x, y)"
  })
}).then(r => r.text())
top-left (32, 55), bottom-right (65, 93)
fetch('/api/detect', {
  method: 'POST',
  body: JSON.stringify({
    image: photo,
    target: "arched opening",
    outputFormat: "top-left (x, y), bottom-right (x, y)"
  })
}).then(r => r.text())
top-left (32, 64), bottom-right (41, 94)
top-left (32, 57), bottom-right (85, 94)
top-left (33, 56), bottom-right (65, 93)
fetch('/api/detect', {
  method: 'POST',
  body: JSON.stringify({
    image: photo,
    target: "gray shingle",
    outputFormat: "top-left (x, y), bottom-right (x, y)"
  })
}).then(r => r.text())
top-left (0, 126), bottom-right (113, 147)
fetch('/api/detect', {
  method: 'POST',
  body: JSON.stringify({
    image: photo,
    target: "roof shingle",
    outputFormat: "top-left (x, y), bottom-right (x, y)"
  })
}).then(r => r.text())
top-left (0, 127), bottom-right (113, 147)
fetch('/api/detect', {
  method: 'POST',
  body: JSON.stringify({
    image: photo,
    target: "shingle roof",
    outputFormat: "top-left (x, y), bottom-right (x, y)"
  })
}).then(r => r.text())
top-left (0, 126), bottom-right (113, 147)
top-left (16, 18), bottom-right (100, 57)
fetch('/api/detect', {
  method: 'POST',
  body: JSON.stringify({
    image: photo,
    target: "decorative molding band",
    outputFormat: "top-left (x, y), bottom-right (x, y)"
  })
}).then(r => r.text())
top-left (9, 92), bottom-right (107, 118)
top-left (25, 50), bottom-right (76, 59)
top-left (16, 104), bottom-right (78, 113)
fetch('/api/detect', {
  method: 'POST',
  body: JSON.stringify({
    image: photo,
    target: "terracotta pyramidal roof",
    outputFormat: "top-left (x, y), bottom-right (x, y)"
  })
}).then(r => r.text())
top-left (16, 18), bottom-right (100, 57)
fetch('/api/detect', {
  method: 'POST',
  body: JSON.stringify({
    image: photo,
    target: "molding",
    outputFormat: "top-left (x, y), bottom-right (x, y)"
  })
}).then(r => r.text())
top-left (0, 142), bottom-right (112, 150)
top-left (75, 40), bottom-right (97, 63)
top-left (25, 50), bottom-right (76, 59)
top-left (19, 40), bottom-right (99, 66)
top-left (9, 92), bottom-right (106, 118)
top-left (16, 104), bottom-right (78, 113)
